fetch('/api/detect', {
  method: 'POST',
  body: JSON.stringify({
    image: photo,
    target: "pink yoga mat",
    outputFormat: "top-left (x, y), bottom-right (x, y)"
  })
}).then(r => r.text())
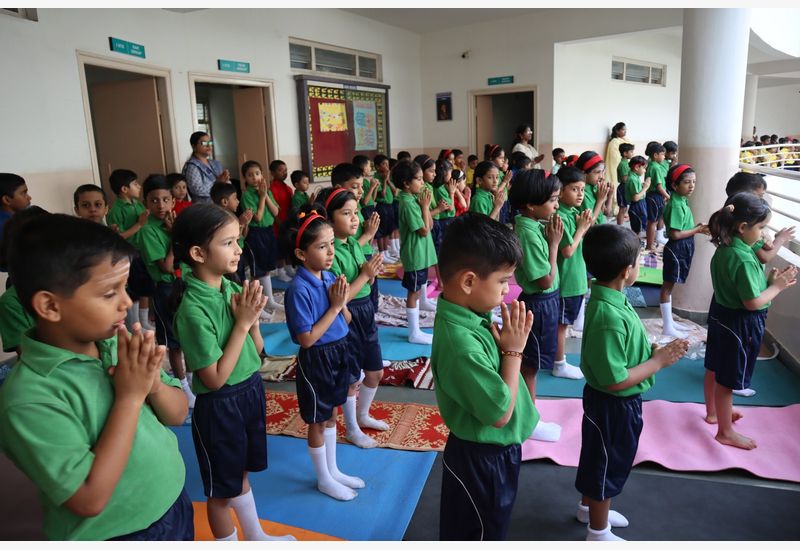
top-left (522, 398), bottom-right (800, 483)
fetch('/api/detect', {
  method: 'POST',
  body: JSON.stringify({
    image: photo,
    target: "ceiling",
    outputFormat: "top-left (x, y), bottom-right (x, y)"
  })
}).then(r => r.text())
top-left (341, 8), bottom-right (544, 35)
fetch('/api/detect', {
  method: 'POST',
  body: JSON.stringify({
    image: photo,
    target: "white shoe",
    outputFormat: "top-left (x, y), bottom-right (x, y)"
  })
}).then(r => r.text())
top-left (732, 388), bottom-right (756, 397)
top-left (382, 360), bottom-right (392, 368)
top-left (656, 231), bottom-right (669, 245)
top-left (577, 503), bottom-right (629, 528)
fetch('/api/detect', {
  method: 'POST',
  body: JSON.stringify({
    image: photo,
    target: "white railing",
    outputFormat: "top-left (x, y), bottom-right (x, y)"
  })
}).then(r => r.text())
top-left (739, 143), bottom-right (800, 169)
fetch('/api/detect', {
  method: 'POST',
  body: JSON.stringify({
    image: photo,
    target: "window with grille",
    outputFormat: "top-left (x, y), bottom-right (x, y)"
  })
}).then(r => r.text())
top-left (611, 57), bottom-right (666, 87)
top-left (196, 101), bottom-right (212, 146)
top-left (289, 38), bottom-right (382, 82)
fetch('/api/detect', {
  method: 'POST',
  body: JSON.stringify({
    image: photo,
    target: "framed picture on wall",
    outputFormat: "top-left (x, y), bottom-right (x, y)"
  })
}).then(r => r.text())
top-left (436, 92), bottom-right (452, 121)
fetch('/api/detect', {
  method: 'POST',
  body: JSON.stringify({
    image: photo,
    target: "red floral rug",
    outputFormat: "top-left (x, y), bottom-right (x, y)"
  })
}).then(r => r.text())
top-left (262, 357), bottom-right (435, 390)
top-left (266, 390), bottom-right (447, 452)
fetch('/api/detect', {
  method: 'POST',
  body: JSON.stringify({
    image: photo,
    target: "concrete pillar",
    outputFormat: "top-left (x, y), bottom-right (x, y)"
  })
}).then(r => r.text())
top-left (673, 8), bottom-right (751, 318)
top-left (742, 73), bottom-right (759, 142)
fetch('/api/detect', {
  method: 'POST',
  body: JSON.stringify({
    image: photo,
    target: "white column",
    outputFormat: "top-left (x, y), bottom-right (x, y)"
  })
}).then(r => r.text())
top-left (673, 8), bottom-right (751, 316)
top-left (742, 73), bottom-right (759, 142)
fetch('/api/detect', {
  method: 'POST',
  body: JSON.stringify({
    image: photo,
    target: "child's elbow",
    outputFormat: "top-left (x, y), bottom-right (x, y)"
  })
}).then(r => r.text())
top-left (64, 492), bottom-right (109, 518)
top-left (742, 300), bottom-right (761, 311)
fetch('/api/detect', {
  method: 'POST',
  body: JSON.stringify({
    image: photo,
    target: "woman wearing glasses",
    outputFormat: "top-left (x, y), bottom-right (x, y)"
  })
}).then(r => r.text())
top-left (182, 131), bottom-right (231, 203)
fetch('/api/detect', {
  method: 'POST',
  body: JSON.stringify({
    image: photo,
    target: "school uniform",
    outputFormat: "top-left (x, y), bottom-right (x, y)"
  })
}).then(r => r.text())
top-left (290, 190), bottom-right (309, 212)
top-left (575, 284), bottom-right (651, 502)
top-left (361, 176), bottom-right (377, 220)
top-left (556, 205), bottom-right (588, 325)
top-left (616, 158), bottom-right (631, 209)
top-left (645, 159), bottom-right (668, 222)
top-left (241, 185), bottom-right (278, 279)
top-left (662, 194), bottom-right (696, 283)
top-left (431, 298), bottom-right (538, 541)
top-left (331, 236), bottom-right (383, 373)
top-left (0, 333), bottom-right (189, 541)
top-left (137, 215), bottom-right (179, 349)
top-left (469, 187), bottom-right (495, 217)
top-left (624, 172), bottom-right (648, 234)
top-left (431, 184), bottom-right (455, 254)
top-left (398, 191), bottom-right (437, 292)
top-left (514, 215), bottom-right (559, 373)
top-left (174, 274), bottom-right (267, 498)
top-left (108, 197), bottom-right (154, 300)
top-left (354, 210), bottom-right (380, 312)
top-left (580, 183), bottom-right (605, 224)
top-left (284, 267), bottom-right (358, 424)
top-left (375, 176), bottom-right (396, 239)
top-left (705, 237), bottom-right (769, 391)
top-left (0, 285), bottom-right (35, 353)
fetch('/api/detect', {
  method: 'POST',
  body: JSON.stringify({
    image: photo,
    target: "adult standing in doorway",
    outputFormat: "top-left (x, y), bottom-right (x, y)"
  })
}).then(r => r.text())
top-left (605, 122), bottom-right (631, 217)
top-left (182, 131), bottom-right (230, 203)
top-left (511, 124), bottom-right (544, 169)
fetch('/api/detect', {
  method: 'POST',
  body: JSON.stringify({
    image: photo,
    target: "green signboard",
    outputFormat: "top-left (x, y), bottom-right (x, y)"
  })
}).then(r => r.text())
top-left (109, 37), bottom-right (145, 59)
top-left (488, 75), bottom-right (514, 86)
top-left (218, 59), bottom-right (251, 73)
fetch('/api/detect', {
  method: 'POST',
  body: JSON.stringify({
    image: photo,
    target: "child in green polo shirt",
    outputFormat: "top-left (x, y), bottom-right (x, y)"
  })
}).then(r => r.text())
top-left (290, 169), bottom-right (311, 213)
top-left (353, 154), bottom-right (379, 219)
top-left (577, 224), bottom-right (687, 541)
top-left (468, 160), bottom-right (506, 220)
top-left (615, 143), bottom-right (635, 225)
top-left (171, 204), bottom-right (295, 541)
top-left (644, 143), bottom-right (670, 250)
top-left (432, 212), bottom-right (537, 541)
top-left (574, 151), bottom-right (611, 224)
top-left (0, 214), bottom-right (191, 541)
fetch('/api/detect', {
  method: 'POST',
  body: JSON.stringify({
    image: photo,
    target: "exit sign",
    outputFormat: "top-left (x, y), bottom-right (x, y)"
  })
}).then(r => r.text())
top-left (488, 75), bottom-right (514, 86)
top-left (109, 37), bottom-right (145, 59)
top-left (218, 59), bottom-right (250, 73)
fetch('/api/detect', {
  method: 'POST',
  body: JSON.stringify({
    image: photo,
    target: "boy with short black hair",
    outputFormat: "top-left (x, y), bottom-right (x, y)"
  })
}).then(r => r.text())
top-left (289, 169), bottom-right (311, 212)
top-left (616, 143), bottom-right (635, 225)
top-left (0, 214), bottom-right (191, 540)
top-left (645, 143), bottom-right (669, 250)
top-left (663, 140), bottom-right (678, 166)
top-left (576, 224), bottom-right (687, 541)
top-left (465, 154), bottom-right (479, 186)
top-left (211, 182), bottom-right (252, 283)
top-left (551, 148), bottom-right (566, 174)
top-left (73, 184), bottom-right (109, 224)
top-left (0, 172), bottom-right (32, 242)
top-left (432, 212), bottom-right (537, 541)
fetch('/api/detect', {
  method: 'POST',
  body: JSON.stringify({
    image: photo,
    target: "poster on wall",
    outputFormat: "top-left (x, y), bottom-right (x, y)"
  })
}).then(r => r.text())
top-left (319, 102), bottom-right (348, 132)
top-left (353, 100), bottom-right (377, 151)
top-left (436, 92), bottom-right (452, 121)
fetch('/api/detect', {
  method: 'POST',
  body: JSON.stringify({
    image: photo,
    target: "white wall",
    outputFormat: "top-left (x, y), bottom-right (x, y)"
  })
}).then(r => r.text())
top-left (553, 30), bottom-right (683, 159)
top-left (0, 8), bottom-right (423, 214)
top-left (754, 83), bottom-right (800, 138)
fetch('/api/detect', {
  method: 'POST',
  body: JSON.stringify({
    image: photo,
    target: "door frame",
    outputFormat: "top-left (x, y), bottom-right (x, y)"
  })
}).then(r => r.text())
top-left (76, 50), bottom-right (179, 186)
top-left (187, 73), bottom-right (279, 167)
top-left (467, 85), bottom-right (538, 157)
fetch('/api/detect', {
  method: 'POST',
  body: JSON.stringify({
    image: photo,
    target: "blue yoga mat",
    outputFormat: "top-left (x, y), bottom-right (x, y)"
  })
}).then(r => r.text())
top-left (262, 323), bottom-right (432, 361)
top-left (537, 353), bottom-right (800, 407)
top-left (172, 426), bottom-right (435, 540)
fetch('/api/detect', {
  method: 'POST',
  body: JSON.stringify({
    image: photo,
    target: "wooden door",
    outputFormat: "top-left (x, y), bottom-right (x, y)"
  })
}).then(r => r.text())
top-left (475, 94), bottom-right (493, 158)
top-left (232, 87), bottom-right (270, 168)
top-left (89, 76), bottom-right (166, 193)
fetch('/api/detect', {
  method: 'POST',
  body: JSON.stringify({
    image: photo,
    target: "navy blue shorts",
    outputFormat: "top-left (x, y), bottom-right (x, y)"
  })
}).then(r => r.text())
top-left (296, 337), bottom-right (358, 424)
top-left (431, 217), bottom-right (454, 255)
top-left (152, 282), bottom-right (179, 349)
top-left (127, 253), bottom-right (155, 301)
top-left (365, 254), bottom-right (380, 312)
top-left (402, 267), bottom-right (429, 293)
top-left (559, 295), bottom-right (584, 325)
top-left (519, 290), bottom-right (559, 372)
top-left (392, 201), bottom-right (399, 228)
top-left (191, 372), bottom-right (267, 498)
top-left (662, 237), bottom-right (695, 284)
top-left (361, 204), bottom-right (376, 222)
top-left (347, 296), bottom-right (383, 372)
top-left (705, 296), bottom-right (767, 390)
top-left (646, 193), bottom-right (664, 223)
top-left (109, 488), bottom-right (194, 541)
top-left (244, 225), bottom-right (277, 279)
top-left (440, 433), bottom-right (521, 541)
top-left (375, 202), bottom-right (395, 239)
top-left (616, 183), bottom-right (628, 209)
top-left (627, 200), bottom-right (648, 234)
top-left (575, 384), bottom-right (643, 502)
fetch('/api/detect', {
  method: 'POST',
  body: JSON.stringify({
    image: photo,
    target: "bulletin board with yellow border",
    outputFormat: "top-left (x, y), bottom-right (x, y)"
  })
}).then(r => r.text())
top-left (295, 75), bottom-right (390, 181)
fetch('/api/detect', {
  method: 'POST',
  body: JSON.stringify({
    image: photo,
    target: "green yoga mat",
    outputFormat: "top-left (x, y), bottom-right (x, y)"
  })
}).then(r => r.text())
top-left (539, 353), bottom-right (800, 407)
top-left (636, 266), bottom-right (663, 286)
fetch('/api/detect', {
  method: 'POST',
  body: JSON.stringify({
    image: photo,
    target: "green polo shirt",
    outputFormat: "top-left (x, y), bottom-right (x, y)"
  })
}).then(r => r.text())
top-left (469, 188), bottom-right (495, 216)
top-left (354, 210), bottom-right (375, 256)
top-left (646, 160), bottom-right (668, 195)
top-left (107, 198), bottom-right (145, 239)
top-left (361, 177), bottom-right (376, 207)
top-left (625, 172), bottom-right (644, 203)
top-left (174, 274), bottom-right (262, 394)
top-left (514, 215), bottom-right (558, 295)
top-left (556, 205), bottom-right (588, 298)
top-left (291, 190), bottom-right (309, 211)
top-left (0, 332), bottom-right (184, 540)
top-left (711, 237), bottom-right (769, 310)
top-left (433, 184), bottom-right (454, 220)
top-left (241, 186), bottom-right (277, 228)
top-left (663, 194), bottom-right (694, 233)
top-left (580, 284), bottom-right (653, 397)
top-left (617, 158), bottom-right (631, 184)
top-left (0, 286), bottom-right (35, 353)
top-left (376, 175), bottom-right (394, 204)
top-left (331, 236), bottom-right (370, 300)
top-left (580, 183), bottom-right (605, 224)
top-left (431, 297), bottom-right (538, 445)
top-left (137, 215), bottom-right (174, 284)
top-left (398, 191), bottom-right (437, 271)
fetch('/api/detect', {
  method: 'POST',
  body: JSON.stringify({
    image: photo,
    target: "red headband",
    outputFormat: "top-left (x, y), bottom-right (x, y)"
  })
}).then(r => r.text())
top-left (489, 144), bottom-right (500, 158)
top-left (295, 210), bottom-right (325, 249)
top-left (443, 149), bottom-right (453, 159)
top-left (671, 164), bottom-right (692, 184)
top-left (324, 187), bottom-right (349, 210)
top-left (580, 154), bottom-right (603, 172)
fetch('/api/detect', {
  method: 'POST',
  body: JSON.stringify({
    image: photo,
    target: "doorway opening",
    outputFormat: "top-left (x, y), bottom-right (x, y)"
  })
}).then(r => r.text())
top-left (469, 87), bottom-right (537, 159)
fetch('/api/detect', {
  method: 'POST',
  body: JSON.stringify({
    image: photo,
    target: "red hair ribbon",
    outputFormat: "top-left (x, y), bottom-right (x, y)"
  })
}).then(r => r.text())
top-left (296, 210), bottom-right (324, 249)
top-left (443, 149), bottom-right (453, 159)
top-left (581, 154), bottom-right (603, 172)
top-left (671, 164), bottom-right (692, 184)
top-left (545, 171), bottom-right (551, 178)
top-left (324, 187), bottom-right (349, 210)
top-left (489, 144), bottom-right (500, 158)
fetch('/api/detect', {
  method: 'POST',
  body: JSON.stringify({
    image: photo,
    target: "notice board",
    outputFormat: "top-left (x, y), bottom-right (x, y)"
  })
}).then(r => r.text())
top-left (295, 75), bottom-right (391, 181)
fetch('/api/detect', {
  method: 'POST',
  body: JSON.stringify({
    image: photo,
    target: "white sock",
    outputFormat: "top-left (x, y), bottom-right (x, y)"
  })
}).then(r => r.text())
top-left (382, 360), bottom-right (392, 368)
top-left (733, 388), bottom-right (757, 397)
top-left (573, 297), bottom-right (586, 332)
top-left (660, 301), bottom-right (686, 337)
top-left (180, 377), bottom-right (196, 408)
top-left (308, 444), bottom-right (356, 501)
top-left (324, 426), bottom-right (366, 488)
top-left (230, 488), bottom-right (296, 541)
top-left (343, 395), bottom-right (377, 448)
top-left (530, 420), bottom-right (561, 442)
top-left (357, 385), bottom-right (389, 431)
top-left (586, 523), bottom-right (625, 542)
top-left (215, 526), bottom-right (238, 541)
top-left (138, 307), bottom-right (153, 330)
top-left (390, 238), bottom-right (401, 255)
top-left (407, 306), bottom-right (433, 345)
top-left (126, 302), bottom-right (140, 330)
top-left (577, 502), bottom-right (629, 528)
top-left (419, 283), bottom-right (437, 311)
top-left (259, 276), bottom-right (284, 310)
top-left (553, 358), bottom-right (584, 380)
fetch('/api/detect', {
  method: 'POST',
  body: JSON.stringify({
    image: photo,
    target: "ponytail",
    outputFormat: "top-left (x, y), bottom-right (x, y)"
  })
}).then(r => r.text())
top-left (708, 192), bottom-right (770, 247)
